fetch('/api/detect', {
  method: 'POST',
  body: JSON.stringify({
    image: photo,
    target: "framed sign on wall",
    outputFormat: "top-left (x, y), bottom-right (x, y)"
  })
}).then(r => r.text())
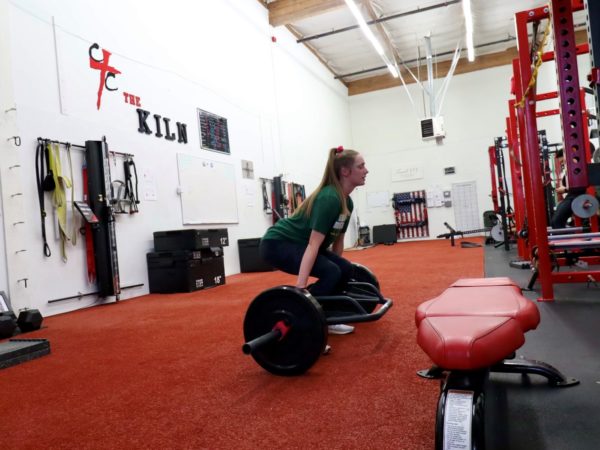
top-left (197, 108), bottom-right (230, 154)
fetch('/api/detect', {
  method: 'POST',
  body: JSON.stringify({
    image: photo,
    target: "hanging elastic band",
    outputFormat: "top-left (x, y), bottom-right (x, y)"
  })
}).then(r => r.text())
top-left (123, 157), bottom-right (140, 213)
top-left (66, 143), bottom-right (77, 246)
top-left (35, 139), bottom-right (51, 257)
top-left (50, 142), bottom-right (72, 261)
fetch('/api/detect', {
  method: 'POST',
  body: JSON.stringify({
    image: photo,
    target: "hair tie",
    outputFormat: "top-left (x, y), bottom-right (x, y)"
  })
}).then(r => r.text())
top-left (335, 146), bottom-right (344, 154)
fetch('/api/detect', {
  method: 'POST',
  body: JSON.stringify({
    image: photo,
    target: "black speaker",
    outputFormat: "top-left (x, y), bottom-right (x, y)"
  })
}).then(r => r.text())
top-left (372, 224), bottom-right (397, 244)
top-left (238, 238), bottom-right (274, 273)
top-left (17, 310), bottom-right (43, 333)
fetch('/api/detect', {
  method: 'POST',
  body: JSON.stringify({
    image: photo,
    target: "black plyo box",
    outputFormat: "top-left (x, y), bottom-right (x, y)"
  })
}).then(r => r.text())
top-left (201, 255), bottom-right (226, 288)
top-left (238, 238), bottom-right (274, 273)
top-left (153, 229), bottom-right (229, 251)
top-left (147, 249), bottom-right (225, 293)
top-left (147, 251), bottom-right (209, 293)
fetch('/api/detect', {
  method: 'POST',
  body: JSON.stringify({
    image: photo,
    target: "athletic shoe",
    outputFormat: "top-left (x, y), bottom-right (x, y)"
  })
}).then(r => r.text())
top-left (328, 324), bottom-right (355, 335)
top-left (323, 344), bottom-right (332, 355)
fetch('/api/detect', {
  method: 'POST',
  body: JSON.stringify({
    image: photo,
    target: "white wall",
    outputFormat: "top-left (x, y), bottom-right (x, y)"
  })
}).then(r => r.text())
top-left (1, 0), bottom-right (593, 317)
top-left (270, 22), bottom-right (357, 243)
top-left (0, 0), bottom-right (354, 316)
top-left (349, 65), bottom-right (513, 239)
top-left (349, 52), bottom-right (594, 240)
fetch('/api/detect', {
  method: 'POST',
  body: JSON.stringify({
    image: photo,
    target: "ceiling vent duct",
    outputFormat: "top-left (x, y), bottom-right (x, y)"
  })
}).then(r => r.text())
top-left (420, 116), bottom-right (445, 141)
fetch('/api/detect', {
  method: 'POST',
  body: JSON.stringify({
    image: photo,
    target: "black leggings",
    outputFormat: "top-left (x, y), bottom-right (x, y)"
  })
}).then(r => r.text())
top-left (259, 238), bottom-right (353, 296)
top-left (550, 192), bottom-right (583, 229)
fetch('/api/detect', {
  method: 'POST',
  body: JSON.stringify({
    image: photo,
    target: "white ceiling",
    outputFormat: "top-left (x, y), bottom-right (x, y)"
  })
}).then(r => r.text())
top-left (282, 0), bottom-right (587, 83)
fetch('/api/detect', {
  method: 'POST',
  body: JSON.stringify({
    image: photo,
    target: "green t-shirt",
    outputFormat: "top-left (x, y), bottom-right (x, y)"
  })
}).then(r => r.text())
top-left (263, 185), bottom-right (353, 250)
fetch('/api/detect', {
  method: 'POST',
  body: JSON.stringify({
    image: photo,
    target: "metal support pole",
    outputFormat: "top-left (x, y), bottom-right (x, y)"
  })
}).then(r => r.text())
top-left (506, 112), bottom-right (528, 260)
top-left (494, 138), bottom-right (511, 251)
top-left (424, 35), bottom-right (436, 117)
top-left (549, 0), bottom-right (588, 190)
top-left (584, 0), bottom-right (600, 124)
top-left (488, 146), bottom-right (499, 212)
top-left (515, 10), bottom-right (554, 300)
top-left (511, 59), bottom-right (539, 258)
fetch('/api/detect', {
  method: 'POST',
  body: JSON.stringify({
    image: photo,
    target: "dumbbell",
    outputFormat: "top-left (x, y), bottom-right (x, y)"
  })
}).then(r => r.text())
top-left (0, 312), bottom-right (18, 339)
top-left (0, 309), bottom-right (44, 339)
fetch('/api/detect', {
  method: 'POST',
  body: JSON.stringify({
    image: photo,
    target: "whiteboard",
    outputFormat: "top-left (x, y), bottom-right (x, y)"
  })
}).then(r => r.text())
top-left (367, 191), bottom-right (389, 208)
top-left (452, 181), bottom-right (480, 231)
top-left (177, 153), bottom-right (239, 224)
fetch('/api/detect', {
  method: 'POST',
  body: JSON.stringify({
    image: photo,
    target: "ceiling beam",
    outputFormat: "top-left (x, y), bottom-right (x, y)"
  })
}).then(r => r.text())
top-left (268, 0), bottom-right (346, 27)
top-left (286, 24), bottom-right (348, 86)
top-left (361, 0), bottom-right (400, 70)
top-left (297, 0), bottom-right (461, 43)
top-left (348, 28), bottom-right (589, 96)
top-left (348, 47), bottom-right (519, 96)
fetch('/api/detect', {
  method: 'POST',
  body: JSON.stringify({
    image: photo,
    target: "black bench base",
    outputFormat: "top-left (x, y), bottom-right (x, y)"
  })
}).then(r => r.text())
top-left (419, 358), bottom-right (578, 450)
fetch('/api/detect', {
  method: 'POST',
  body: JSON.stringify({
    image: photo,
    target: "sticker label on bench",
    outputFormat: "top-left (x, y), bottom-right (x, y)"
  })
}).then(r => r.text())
top-left (443, 390), bottom-right (473, 450)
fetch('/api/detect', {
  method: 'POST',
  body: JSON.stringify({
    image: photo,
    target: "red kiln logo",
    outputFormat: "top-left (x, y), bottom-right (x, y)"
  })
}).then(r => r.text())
top-left (88, 43), bottom-right (121, 110)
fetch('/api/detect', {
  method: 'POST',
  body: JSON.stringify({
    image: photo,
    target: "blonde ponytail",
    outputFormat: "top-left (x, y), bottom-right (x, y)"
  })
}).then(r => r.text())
top-left (295, 147), bottom-right (358, 218)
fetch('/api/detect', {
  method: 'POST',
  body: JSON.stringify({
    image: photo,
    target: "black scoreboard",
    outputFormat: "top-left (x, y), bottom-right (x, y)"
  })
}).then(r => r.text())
top-left (198, 109), bottom-right (230, 154)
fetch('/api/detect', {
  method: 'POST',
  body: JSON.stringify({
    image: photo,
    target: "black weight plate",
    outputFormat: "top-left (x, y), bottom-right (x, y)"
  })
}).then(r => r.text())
top-left (349, 263), bottom-right (381, 313)
top-left (351, 263), bottom-right (380, 290)
top-left (244, 286), bottom-right (327, 376)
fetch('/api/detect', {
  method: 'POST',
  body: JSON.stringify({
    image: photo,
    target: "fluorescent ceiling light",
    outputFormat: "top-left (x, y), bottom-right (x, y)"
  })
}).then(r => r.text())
top-left (382, 54), bottom-right (399, 78)
top-left (462, 0), bottom-right (475, 61)
top-left (344, 0), bottom-right (398, 77)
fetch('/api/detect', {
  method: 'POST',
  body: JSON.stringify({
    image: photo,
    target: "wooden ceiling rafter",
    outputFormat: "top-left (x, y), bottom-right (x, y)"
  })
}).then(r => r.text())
top-left (285, 24), bottom-right (348, 86)
top-left (361, 0), bottom-right (400, 65)
top-left (267, 0), bottom-right (346, 27)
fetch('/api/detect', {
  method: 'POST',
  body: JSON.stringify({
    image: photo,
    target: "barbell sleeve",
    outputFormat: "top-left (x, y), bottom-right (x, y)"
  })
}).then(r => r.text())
top-left (242, 328), bottom-right (282, 355)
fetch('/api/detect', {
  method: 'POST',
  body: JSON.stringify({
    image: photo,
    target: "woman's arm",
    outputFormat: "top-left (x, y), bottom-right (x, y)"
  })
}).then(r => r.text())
top-left (296, 230), bottom-right (326, 289)
top-left (331, 233), bottom-right (345, 256)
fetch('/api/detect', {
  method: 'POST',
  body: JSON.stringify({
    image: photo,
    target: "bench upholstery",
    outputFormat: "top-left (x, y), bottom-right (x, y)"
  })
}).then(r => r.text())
top-left (416, 277), bottom-right (540, 370)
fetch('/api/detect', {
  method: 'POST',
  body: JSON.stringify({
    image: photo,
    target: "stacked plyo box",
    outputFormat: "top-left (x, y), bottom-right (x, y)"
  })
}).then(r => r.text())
top-left (147, 229), bottom-right (228, 293)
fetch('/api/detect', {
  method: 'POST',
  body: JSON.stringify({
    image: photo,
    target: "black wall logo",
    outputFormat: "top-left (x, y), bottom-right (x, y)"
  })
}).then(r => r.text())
top-left (136, 108), bottom-right (188, 144)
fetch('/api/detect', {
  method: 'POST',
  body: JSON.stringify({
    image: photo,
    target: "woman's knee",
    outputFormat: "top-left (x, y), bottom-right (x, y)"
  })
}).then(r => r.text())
top-left (312, 258), bottom-right (341, 283)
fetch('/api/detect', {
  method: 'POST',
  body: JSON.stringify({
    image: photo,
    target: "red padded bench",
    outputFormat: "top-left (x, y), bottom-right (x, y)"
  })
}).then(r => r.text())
top-left (415, 277), bottom-right (578, 450)
top-left (416, 277), bottom-right (539, 370)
